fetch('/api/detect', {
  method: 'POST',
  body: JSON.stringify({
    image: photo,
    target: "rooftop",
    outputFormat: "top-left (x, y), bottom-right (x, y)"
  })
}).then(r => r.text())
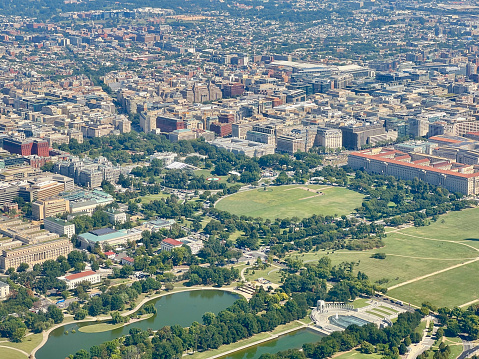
top-left (64, 270), bottom-right (97, 281)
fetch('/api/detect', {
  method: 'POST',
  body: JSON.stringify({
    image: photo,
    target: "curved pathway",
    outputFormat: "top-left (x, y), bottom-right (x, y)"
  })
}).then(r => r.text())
top-left (0, 345), bottom-right (30, 357)
top-left (31, 286), bottom-right (244, 359)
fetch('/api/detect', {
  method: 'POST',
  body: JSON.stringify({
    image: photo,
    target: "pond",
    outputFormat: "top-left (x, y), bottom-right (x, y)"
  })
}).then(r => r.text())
top-left (36, 289), bottom-right (240, 359)
top-left (221, 328), bottom-right (325, 359)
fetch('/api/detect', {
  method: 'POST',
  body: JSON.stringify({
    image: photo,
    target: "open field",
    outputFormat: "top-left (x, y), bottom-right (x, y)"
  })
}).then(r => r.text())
top-left (0, 347), bottom-right (27, 359)
top-left (244, 266), bottom-right (283, 284)
top-left (284, 207), bottom-right (479, 307)
top-left (216, 185), bottom-right (364, 220)
top-left (388, 260), bottom-right (479, 308)
top-left (139, 193), bottom-right (169, 203)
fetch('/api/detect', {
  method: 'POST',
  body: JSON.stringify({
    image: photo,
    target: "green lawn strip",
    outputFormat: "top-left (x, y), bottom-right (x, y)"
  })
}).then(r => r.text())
top-left (415, 320), bottom-right (427, 336)
top-left (367, 307), bottom-right (396, 316)
top-left (0, 347), bottom-right (27, 359)
top-left (187, 332), bottom-right (273, 359)
top-left (366, 311), bottom-right (384, 318)
top-left (216, 185), bottom-right (364, 220)
top-left (79, 314), bottom-right (154, 333)
top-left (388, 260), bottom-right (479, 308)
top-left (187, 320), bottom-right (304, 359)
top-left (352, 298), bottom-right (370, 309)
top-left (334, 349), bottom-right (382, 359)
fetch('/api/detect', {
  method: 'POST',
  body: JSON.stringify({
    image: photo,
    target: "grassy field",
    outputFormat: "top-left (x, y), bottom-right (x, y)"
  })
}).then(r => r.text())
top-left (0, 347), bottom-right (27, 359)
top-left (216, 185), bottom-right (364, 220)
top-left (388, 260), bottom-right (479, 308)
top-left (0, 332), bottom-right (43, 359)
top-left (292, 248), bottom-right (464, 288)
top-left (352, 298), bottom-right (371, 309)
top-left (244, 266), bottom-right (283, 284)
top-left (139, 193), bottom-right (169, 203)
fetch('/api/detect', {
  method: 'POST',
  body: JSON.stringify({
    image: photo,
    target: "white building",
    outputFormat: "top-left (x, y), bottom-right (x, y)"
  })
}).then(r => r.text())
top-left (58, 270), bottom-right (101, 290)
top-left (0, 281), bottom-right (9, 300)
top-left (160, 238), bottom-right (183, 252)
top-left (44, 217), bottom-right (76, 238)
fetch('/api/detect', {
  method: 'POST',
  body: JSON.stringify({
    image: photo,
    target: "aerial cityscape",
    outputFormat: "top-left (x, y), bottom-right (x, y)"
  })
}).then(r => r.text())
top-left (0, 0), bottom-right (479, 359)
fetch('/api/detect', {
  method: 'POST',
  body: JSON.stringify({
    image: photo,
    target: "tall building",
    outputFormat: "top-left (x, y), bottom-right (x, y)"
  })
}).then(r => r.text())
top-left (340, 122), bottom-right (386, 150)
top-left (32, 198), bottom-right (70, 220)
top-left (316, 127), bottom-right (343, 150)
top-left (408, 118), bottom-right (429, 138)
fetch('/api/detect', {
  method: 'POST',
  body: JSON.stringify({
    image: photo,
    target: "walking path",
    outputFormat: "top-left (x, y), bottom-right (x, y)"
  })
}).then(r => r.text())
top-left (0, 345), bottom-right (30, 357)
top-left (31, 286), bottom-right (244, 359)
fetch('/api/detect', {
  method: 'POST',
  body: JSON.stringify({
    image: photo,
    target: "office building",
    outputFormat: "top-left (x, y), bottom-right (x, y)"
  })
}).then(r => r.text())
top-left (32, 198), bottom-right (70, 220)
top-left (316, 127), bottom-right (343, 150)
top-left (44, 217), bottom-right (75, 238)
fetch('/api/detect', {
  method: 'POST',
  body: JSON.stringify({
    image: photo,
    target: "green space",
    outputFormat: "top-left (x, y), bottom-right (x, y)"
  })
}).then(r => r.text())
top-left (366, 311), bottom-right (384, 318)
top-left (194, 169), bottom-right (232, 185)
top-left (399, 207), bottom-right (479, 247)
top-left (187, 320), bottom-right (304, 359)
top-left (0, 333), bottom-right (43, 354)
top-left (295, 249), bottom-right (464, 288)
top-left (367, 307), bottom-right (394, 317)
top-left (78, 314), bottom-right (155, 333)
top-left (139, 192), bottom-right (169, 203)
top-left (352, 298), bottom-right (371, 309)
top-left (334, 349), bottom-right (382, 359)
top-left (244, 266), bottom-right (283, 284)
top-left (0, 347), bottom-right (27, 359)
top-left (414, 320), bottom-right (427, 336)
top-left (388, 260), bottom-right (479, 308)
top-left (216, 185), bottom-right (364, 220)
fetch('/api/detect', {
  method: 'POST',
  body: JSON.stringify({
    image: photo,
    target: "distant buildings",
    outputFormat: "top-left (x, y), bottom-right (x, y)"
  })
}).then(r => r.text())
top-left (316, 127), bottom-right (343, 150)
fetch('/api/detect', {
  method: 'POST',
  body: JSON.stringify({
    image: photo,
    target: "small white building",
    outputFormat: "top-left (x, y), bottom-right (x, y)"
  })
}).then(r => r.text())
top-left (58, 270), bottom-right (101, 290)
top-left (0, 281), bottom-right (9, 300)
top-left (160, 238), bottom-right (183, 252)
top-left (44, 217), bottom-right (76, 238)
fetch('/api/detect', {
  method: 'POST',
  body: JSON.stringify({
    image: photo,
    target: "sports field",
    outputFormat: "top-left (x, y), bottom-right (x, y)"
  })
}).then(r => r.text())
top-left (215, 185), bottom-right (364, 220)
top-left (283, 207), bottom-right (479, 308)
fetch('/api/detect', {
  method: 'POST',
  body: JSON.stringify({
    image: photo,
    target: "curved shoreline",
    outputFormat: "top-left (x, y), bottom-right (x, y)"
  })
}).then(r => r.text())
top-left (31, 286), bottom-right (244, 359)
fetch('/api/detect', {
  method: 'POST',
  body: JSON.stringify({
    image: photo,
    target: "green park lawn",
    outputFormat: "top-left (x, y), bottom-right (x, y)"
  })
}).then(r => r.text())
top-left (285, 207), bottom-right (479, 307)
top-left (0, 332), bottom-right (43, 358)
top-left (215, 185), bottom-right (364, 220)
top-left (0, 347), bottom-right (27, 359)
top-left (244, 266), bottom-right (283, 284)
top-left (388, 260), bottom-right (479, 308)
top-left (139, 192), bottom-right (169, 203)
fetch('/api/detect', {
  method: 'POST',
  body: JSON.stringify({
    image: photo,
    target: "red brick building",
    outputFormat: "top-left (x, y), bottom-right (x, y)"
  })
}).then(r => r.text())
top-left (223, 83), bottom-right (244, 98)
top-left (210, 122), bottom-right (232, 137)
top-left (156, 116), bottom-right (186, 133)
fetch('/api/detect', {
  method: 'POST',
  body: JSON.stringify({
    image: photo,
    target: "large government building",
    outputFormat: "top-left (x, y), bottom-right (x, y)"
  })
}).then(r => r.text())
top-left (348, 147), bottom-right (479, 195)
top-left (0, 238), bottom-right (73, 270)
